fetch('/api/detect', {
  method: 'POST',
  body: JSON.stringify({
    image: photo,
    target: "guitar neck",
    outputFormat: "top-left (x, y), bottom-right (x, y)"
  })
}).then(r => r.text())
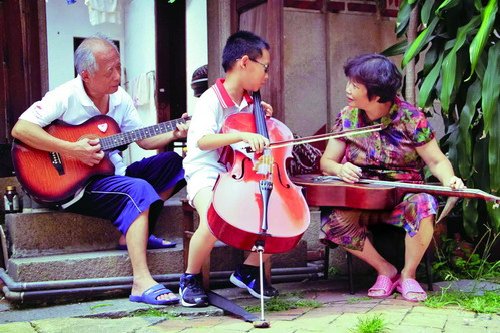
top-left (361, 178), bottom-right (499, 202)
top-left (99, 117), bottom-right (189, 150)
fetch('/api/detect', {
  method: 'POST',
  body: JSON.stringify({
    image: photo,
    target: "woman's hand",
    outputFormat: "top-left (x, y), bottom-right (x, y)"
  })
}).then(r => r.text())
top-left (338, 162), bottom-right (362, 183)
top-left (446, 176), bottom-right (466, 190)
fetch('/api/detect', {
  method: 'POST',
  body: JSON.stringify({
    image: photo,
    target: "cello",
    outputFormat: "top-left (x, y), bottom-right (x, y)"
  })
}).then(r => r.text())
top-left (207, 91), bottom-right (310, 254)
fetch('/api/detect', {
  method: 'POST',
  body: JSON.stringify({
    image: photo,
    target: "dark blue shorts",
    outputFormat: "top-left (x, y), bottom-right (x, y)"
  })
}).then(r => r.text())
top-left (67, 152), bottom-right (185, 235)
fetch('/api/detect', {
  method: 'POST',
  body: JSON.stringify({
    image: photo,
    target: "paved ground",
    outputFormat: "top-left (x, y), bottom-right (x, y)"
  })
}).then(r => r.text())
top-left (0, 279), bottom-right (498, 333)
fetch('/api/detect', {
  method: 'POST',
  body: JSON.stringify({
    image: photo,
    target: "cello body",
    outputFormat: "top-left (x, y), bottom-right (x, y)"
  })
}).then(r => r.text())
top-left (207, 112), bottom-right (310, 254)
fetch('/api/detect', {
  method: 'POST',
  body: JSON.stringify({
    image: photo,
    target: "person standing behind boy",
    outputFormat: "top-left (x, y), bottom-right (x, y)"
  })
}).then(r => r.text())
top-left (180, 31), bottom-right (279, 307)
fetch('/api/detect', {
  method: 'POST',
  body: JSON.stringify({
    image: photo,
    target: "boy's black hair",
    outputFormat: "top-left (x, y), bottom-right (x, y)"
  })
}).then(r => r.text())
top-left (344, 53), bottom-right (402, 103)
top-left (222, 30), bottom-right (270, 72)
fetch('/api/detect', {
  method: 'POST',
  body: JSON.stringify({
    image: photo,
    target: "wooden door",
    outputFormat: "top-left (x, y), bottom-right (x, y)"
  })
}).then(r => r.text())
top-left (0, 0), bottom-right (47, 176)
top-left (155, 0), bottom-right (187, 125)
top-left (234, 0), bottom-right (284, 121)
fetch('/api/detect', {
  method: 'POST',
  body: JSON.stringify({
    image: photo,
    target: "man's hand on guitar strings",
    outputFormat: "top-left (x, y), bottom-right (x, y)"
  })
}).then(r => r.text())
top-left (71, 138), bottom-right (104, 166)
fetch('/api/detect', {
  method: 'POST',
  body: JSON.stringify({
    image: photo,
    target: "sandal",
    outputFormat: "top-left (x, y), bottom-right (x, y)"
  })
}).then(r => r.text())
top-left (117, 234), bottom-right (177, 250)
top-left (396, 278), bottom-right (427, 302)
top-left (367, 274), bottom-right (400, 298)
top-left (129, 283), bottom-right (179, 305)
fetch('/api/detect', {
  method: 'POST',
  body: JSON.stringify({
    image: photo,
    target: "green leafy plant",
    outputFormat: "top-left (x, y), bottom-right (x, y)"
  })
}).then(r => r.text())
top-left (425, 288), bottom-right (500, 313)
top-left (328, 266), bottom-right (341, 278)
top-left (133, 308), bottom-right (181, 319)
top-left (432, 227), bottom-right (500, 282)
top-left (89, 303), bottom-right (113, 310)
top-left (350, 314), bottom-right (389, 333)
top-left (347, 296), bottom-right (373, 304)
top-left (245, 294), bottom-right (321, 313)
top-left (383, 0), bottom-right (499, 238)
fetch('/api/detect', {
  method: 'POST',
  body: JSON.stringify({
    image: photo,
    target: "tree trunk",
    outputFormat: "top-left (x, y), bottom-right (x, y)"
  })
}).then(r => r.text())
top-left (405, 5), bottom-right (419, 104)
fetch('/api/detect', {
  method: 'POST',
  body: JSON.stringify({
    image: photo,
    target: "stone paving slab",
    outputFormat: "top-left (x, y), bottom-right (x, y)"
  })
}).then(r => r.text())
top-left (32, 317), bottom-right (164, 333)
top-left (0, 279), bottom-right (498, 332)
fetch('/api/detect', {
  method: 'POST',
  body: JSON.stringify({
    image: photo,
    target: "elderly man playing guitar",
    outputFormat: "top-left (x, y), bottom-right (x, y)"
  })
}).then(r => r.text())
top-left (11, 34), bottom-right (188, 306)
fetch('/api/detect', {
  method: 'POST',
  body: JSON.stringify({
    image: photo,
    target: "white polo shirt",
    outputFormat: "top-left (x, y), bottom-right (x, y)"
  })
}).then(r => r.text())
top-left (19, 75), bottom-right (142, 176)
top-left (183, 78), bottom-right (254, 202)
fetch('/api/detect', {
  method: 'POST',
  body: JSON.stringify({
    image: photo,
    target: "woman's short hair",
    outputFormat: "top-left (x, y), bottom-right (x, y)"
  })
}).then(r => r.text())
top-left (222, 30), bottom-right (270, 73)
top-left (344, 54), bottom-right (402, 103)
top-left (74, 33), bottom-right (119, 75)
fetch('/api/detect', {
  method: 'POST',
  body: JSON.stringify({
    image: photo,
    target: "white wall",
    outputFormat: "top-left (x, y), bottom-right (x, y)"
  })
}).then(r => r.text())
top-left (123, 0), bottom-right (157, 162)
top-left (185, 0), bottom-right (208, 115)
top-left (45, 0), bottom-right (209, 162)
top-left (46, 1), bottom-right (124, 90)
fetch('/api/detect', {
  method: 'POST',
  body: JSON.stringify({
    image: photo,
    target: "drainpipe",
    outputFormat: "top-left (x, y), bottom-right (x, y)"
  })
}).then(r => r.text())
top-left (0, 265), bottom-right (325, 303)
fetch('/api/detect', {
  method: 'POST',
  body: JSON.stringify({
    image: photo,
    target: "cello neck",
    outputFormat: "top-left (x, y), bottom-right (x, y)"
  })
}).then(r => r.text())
top-left (252, 91), bottom-right (270, 140)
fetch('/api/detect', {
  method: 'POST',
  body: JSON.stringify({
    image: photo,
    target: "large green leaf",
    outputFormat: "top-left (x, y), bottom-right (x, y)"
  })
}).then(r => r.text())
top-left (418, 53), bottom-right (443, 108)
top-left (463, 199), bottom-right (479, 238)
top-left (472, 130), bottom-right (490, 192)
top-left (468, 0), bottom-right (498, 79)
top-left (442, 124), bottom-right (460, 165)
top-left (489, 103), bottom-right (500, 196)
top-left (437, 16), bottom-right (481, 113)
top-left (380, 40), bottom-right (408, 57)
top-left (481, 42), bottom-right (500, 135)
top-left (421, 0), bottom-right (436, 25)
top-left (486, 204), bottom-right (500, 232)
top-left (439, 50), bottom-right (457, 113)
top-left (457, 80), bottom-right (481, 178)
top-left (396, 0), bottom-right (412, 37)
top-left (422, 42), bottom-right (440, 75)
top-left (435, 0), bottom-right (461, 17)
top-left (402, 16), bottom-right (439, 67)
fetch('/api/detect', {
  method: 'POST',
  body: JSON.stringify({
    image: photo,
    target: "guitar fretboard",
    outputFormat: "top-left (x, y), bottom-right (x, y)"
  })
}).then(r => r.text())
top-left (99, 117), bottom-right (190, 151)
top-left (313, 176), bottom-right (499, 203)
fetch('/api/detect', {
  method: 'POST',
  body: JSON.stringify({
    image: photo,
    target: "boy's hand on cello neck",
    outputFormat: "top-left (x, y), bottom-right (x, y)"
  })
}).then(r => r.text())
top-left (260, 101), bottom-right (273, 117)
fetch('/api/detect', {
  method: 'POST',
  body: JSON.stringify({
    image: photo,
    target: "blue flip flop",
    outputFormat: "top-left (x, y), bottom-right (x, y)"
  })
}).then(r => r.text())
top-left (117, 235), bottom-right (177, 250)
top-left (129, 284), bottom-right (179, 305)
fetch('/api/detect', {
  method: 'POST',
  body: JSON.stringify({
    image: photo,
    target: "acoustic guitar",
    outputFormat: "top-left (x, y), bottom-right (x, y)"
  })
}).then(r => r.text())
top-left (12, 115), bottom-right (189, 205)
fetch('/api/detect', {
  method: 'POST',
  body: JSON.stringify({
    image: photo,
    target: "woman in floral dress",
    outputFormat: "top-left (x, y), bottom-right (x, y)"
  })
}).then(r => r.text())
top-left (320, 54), bottom-right (465, 301)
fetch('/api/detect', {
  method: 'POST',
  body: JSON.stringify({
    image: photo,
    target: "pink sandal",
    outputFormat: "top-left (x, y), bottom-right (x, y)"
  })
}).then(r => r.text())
top-left (396, 278), bottom-right (427, 302)
top-left (367, 274), bottom-right (400, 298)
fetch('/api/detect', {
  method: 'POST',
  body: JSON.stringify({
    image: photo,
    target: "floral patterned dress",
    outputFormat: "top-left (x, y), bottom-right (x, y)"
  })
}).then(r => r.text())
top-left (320, 98), bottom-right (439, 250)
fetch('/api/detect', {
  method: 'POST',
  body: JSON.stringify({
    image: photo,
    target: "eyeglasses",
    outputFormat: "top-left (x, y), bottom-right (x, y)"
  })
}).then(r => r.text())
top-left (249, 59), bottom-right (269, 73)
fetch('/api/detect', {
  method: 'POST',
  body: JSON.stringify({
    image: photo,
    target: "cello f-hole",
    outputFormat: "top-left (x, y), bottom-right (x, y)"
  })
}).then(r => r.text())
top-left (273, 162), bottom-right (291, 189)
top-left (231, 157), bottom-right (251, 180)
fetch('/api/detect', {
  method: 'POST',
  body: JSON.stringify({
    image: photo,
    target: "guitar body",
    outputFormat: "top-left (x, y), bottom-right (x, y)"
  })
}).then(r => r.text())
top-left (12, 116), bottom-right (120, 205)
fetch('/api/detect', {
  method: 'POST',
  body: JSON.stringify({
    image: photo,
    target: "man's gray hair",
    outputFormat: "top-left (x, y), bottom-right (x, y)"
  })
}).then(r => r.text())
top-left (74, 33), bottom-right (119, 75)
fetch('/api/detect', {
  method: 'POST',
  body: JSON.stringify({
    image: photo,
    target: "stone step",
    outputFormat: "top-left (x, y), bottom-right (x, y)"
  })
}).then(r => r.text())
top-left (6, 240), bottom-right (243, 282)
top-left (7, 239), bottom-right (308, 283)
top-left (5, 200), bottom-right (186, 259)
